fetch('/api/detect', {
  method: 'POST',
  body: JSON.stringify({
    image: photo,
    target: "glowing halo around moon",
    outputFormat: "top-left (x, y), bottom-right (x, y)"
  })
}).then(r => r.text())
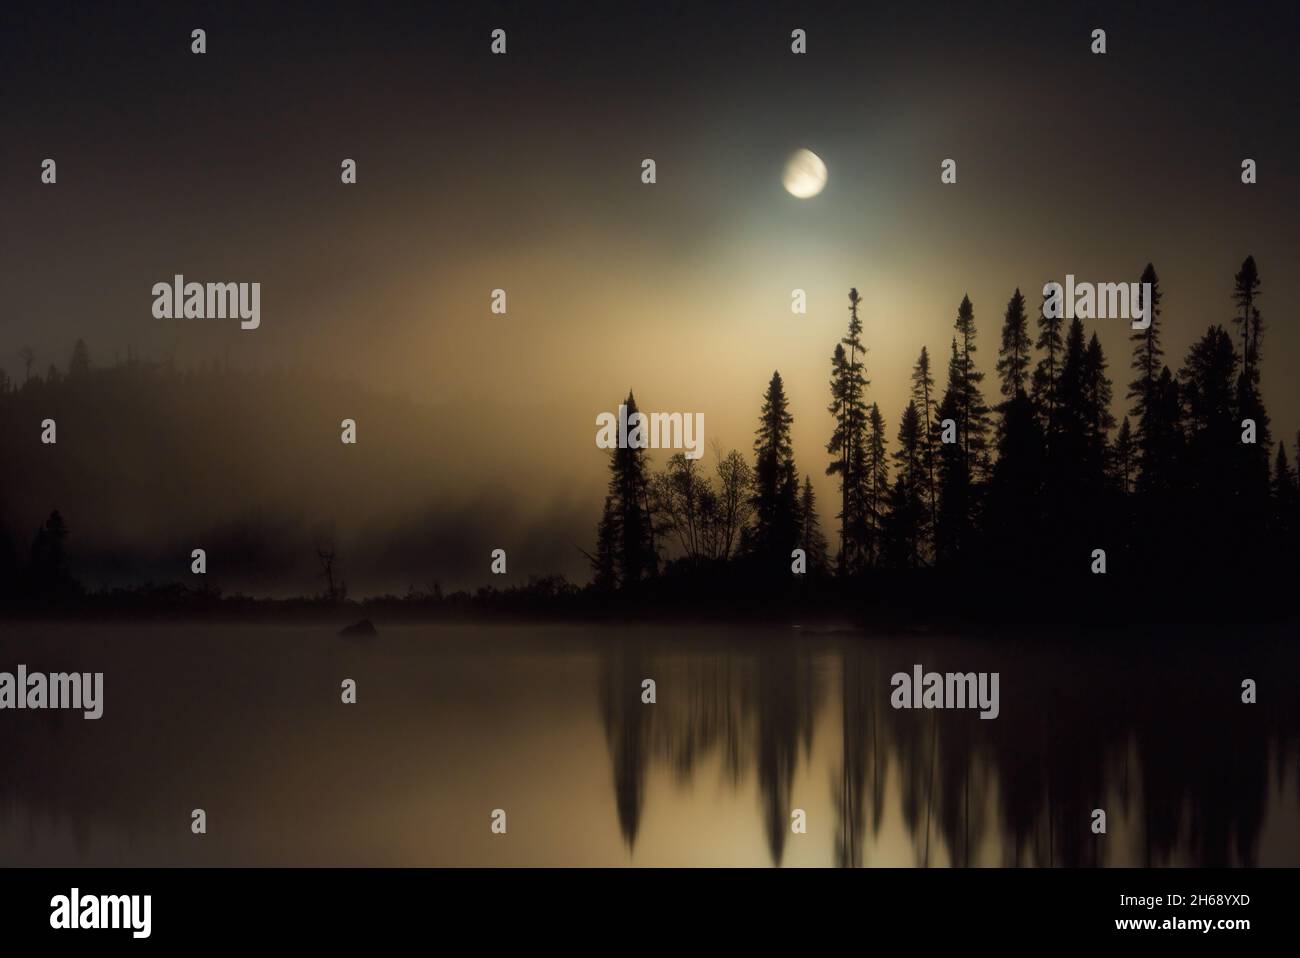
top-left (782, 148), bottom-right (827, 198)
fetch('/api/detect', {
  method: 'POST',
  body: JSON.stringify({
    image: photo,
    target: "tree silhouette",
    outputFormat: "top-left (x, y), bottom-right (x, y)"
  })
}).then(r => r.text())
top-left (715, 448), bottom-right (754, 560)
top-left (1128, 264), bottom-right (1166, 485)
top-left (652, 447), bottom-right (752, 565)
top-left (592, 391), bottom-right (658, 589)
top-left (827, 341), bottom-right (850, 567)
top-left (910, 346), bottom-right (939, 556)
top-left (985, 289), bottom-right (1046, 568)
top-left (798, 475), bottom-right (829, 574)
top-left (826, 289), bottom-right (871, 574)
top-left (1231, 256), bottom-right (1272, 547)
top-left (1180, 325), bottom-right (1242, 566)
top-left (748, 371), bottom-right (800, 566)
top-left (996, 288), bottom-right (1031, 399)
top-left (953, 294), bottom-right (991, 477)
top-left (1082, 333), bottom-right (1117, 482)
top-left (1232, 256), bottom-right (1263, 392)
top-left (883, 400), bottom-right (928, 567)
top-left (24, 510), bottom-right (79, 603)
top-left (653, 454), bottom-right (712, 563)
top-left (934, 339), bottom-right (974, 566)
top-left (1032, 289), bottom-right (1065, 447)
top-left (863, 403), bottom-right (889, 566)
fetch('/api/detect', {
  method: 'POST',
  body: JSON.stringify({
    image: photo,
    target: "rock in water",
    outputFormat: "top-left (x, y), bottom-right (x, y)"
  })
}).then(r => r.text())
top-left (339, 618), bottom-right (378, 637)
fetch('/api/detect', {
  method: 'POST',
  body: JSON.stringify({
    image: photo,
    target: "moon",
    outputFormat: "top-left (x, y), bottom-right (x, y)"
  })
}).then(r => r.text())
top-left (782, 148), bottom-right (827, 198)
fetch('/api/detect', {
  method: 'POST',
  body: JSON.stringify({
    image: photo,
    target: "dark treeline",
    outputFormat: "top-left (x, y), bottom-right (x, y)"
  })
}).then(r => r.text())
top-left (2, 256), bottom-right (1297, 624)
top-left (591, 256), bottom-right (1299, 623)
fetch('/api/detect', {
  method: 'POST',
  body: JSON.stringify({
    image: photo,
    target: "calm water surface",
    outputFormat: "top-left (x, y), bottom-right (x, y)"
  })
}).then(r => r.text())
top-left (1, 623), bottom-right (1296, 866)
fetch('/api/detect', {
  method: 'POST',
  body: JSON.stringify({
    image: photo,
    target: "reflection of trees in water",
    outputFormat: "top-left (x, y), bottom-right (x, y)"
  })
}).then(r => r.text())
top-left (753, 643), bottom-right (818, 865)
top-left (598, 636), bottom-right (821, 864)
top-left (598, 634), bottom-right (1300, 867)
top-left (832, 644), bottom-right (887, 866)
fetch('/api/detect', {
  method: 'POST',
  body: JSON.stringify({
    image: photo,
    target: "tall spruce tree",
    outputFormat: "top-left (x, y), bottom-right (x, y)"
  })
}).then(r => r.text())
top-left (798, 475), bottom-right (829, 574)
top-left (826, 289), bottom-right (870, 574)
top-left (864, 403), bottom-right (889, 566)
top-left (1127, 263), bottom-right (1166, 493)
top-left (593, 391), bottom-right (658, 588)
top-left (1032, 289), bottom-right (1066, 446)
top-left (934, 339), bottom-right (973, 565)
top-left (1232, 256), bottom-right (1263, 392)
top-left (953, 294), bottom-right (991, 478)
top-left (1231, 256), bottom-right (1272, 532)
top-left (1082, 333), bottom-right (1117, 486)
top-left (1180, 326), bottom-right (1241, 565)
top-left (883, 400), bottom-right (928, 568)
top-left (1041, 318), bottom-right (1094, 565)
top-left (986, 289), bottom-right (1045, 568)
top-left (751, 371), bottom-right (801, 563)
top-left (910, 346), bottom-right (939, 550)
top-left (827, 342), bottom-right (851, 569)
top-left (995, 288), bottom-right (1031, 400)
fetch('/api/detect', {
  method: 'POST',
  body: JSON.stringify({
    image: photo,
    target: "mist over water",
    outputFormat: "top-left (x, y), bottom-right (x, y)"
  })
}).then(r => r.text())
top-left (2, 622), bottom-right (1294, 867)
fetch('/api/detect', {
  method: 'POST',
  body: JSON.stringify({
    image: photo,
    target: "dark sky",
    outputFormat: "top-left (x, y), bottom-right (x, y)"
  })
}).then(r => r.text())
top-left (2, 0), bottom-right (1297, 589)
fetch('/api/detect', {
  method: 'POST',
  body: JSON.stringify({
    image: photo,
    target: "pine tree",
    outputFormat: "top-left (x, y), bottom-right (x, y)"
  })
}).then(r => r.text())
top-left (826, 343), bottom-right (852, 571)
top-left (593, 391), bottom-right (658, 589)
top-left (910, 346), bottom-right (939, 551)
top-left (996, 288), bottom-right (1031, 400)
top-left (752, 371), bottom-right (801, 562)
top-left (798, 475), bottom-right (829, 574)
top-left (1040, 318), bottom-right (1093, 565)
top-left (864, 403), bottom-right (889, 566)
top-left (953, 294), bottom-right (991, 477)
top-left (986, 289), bottom-right (1046, 567)
top-left (826, 289), bottom-right (870, 574)
top-left (1181, 328), bottom-right (1239, 446)
top-left (1128, 263), bottom-right (1166, 492)
top-left (934, 339), bottom-right (973, 565)
top-left (25, 510), bottom-right (78, 602)
top-left (1082, 333), bottom-right (1117, 485)
top-left (883, 400), bottom-right (927, 568)
top-left (1231, 256), bottom-right (1272, 525)
top-left (1032, 290), bottom-right (1066, 445)
top-left (1056, 318), bottom-right (1088, 454)
top-left (1232, 256), bottom-right (1263, 389)
top-left (1148, 365), bottom-right (1185, 496)
top-left (1180, 326), bottom-right (1241, 563)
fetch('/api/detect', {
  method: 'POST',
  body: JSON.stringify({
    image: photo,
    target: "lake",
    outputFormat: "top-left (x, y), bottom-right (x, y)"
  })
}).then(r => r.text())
top-left (0, 622), bottom-right (1296, 866)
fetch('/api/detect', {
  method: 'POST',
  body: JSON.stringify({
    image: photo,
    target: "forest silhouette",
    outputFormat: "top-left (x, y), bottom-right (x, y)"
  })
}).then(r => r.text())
top-left (591, 255), bottom-right (1295, 623)
top-left (1, 256), bottom-right (1296, 624)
